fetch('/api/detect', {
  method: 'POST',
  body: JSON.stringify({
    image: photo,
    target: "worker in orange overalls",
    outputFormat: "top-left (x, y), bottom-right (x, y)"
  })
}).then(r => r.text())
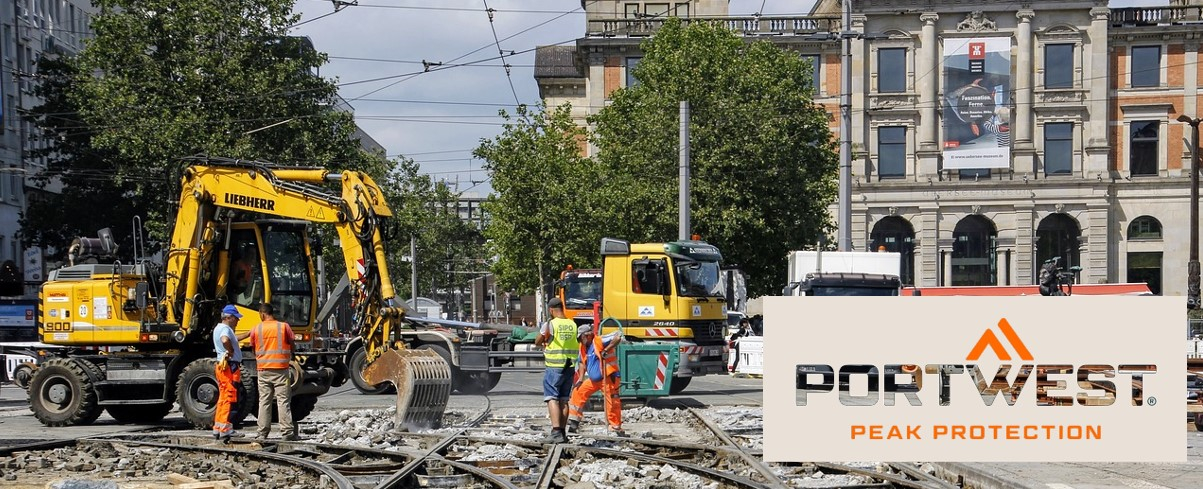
top-left (212, 304), bottom-right (244, 442)
top-left (567, 323), bottom-right (625, 437)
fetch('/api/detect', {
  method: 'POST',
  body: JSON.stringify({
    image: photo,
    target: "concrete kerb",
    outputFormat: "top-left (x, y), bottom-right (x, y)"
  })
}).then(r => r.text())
top-left (931, 462), bottom-right (1042, 489)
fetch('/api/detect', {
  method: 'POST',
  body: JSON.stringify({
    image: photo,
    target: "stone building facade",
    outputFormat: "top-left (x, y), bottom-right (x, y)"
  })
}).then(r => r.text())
top-left (536, 0), bottom-right (1203, 296)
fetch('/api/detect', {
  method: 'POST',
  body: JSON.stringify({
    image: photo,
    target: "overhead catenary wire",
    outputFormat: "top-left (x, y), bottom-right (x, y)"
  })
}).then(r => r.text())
top-left (481, 0), bottom-right (521, 106)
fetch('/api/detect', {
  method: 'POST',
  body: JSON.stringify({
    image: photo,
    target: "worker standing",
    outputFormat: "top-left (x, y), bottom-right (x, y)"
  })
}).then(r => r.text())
top-left (212, 304), bottom-right (244, 442)
top-left (534, 297), bottom-right (579, 444)
top-left (567, 323), bottom-right (625, 437)
top-left (249, 302), bottom-right (297, 441)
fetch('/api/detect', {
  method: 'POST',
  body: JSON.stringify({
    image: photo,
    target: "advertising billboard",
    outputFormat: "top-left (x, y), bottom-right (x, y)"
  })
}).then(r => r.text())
top-left (943, 37), bottom-right (1012, 170)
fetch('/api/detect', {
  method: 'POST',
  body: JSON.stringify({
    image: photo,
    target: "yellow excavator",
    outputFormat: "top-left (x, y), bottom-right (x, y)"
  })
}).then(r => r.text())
top-left (29, 156), bottom-right (451, 428)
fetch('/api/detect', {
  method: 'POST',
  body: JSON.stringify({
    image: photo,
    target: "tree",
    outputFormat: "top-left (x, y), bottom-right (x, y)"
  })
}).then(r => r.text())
top-left (589, 19), bottom-right (837, 296)
top-left (52, 0), bottom-right (375, 240)
top-left (474, 104), bottom-right (598, 300)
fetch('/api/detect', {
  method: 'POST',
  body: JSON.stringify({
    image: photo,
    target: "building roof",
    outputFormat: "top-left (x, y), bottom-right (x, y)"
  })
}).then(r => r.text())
top-left (534, 45), bottom-right (583, 79)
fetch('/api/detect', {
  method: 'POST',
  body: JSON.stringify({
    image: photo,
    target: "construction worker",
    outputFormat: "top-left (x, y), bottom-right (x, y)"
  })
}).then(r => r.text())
top-left (535, 297), bottom-right (578, 444)
top-left (212, 304), bottom-right (244, 442)
top-left (249, 302), bottom-right (297, 441)
top-left (567, 322), bottom-right (625, 437)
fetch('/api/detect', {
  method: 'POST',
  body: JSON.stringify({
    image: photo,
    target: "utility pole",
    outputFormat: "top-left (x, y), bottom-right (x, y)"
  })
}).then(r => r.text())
top-left (1178, 114), bottom-right (1201, 309)
top-left (680, 101), bottom-right (691, 240)
top-left (837, 0), bottom-right (853, 251)
top-left (410, 234), bottom-right (418, 302)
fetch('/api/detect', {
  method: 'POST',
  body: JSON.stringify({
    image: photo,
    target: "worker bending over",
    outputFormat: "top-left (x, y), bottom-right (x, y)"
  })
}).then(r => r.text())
top-left (567, 323), bottom-right (625, 437)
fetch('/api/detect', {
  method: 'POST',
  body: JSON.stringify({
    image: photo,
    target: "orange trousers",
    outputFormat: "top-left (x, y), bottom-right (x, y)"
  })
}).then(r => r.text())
top-left (213, 363), bottom-right (241, 436)
top-left (568, 375), bottom-right (622, 430)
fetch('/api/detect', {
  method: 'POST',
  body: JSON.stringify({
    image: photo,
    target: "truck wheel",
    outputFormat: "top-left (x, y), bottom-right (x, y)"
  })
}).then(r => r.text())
top-left (234, 373), bottom-right (257, 423)
top-left (29, 358), bottom-right (103, 427)
top-left (12, 363), bottom-right (35, 390)
top-left (176, 358), bottom-right (220, 429)
top-left (290, 394), bottom-right (319, 422)
top-left (669, 376), bottom-right (692, 395)
top-left (1196, 413), bottom-right (1203, 433)
top-left (106, 403), bottom-right (172, 424)
top-left (349, 348), bottom-right (394, 395)
top-left (456, 372), bottom-right (502, 395)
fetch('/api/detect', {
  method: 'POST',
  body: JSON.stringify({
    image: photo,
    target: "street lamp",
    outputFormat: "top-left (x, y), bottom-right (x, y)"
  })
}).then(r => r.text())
top-left (1177, 114), bottom-right (1201, 309)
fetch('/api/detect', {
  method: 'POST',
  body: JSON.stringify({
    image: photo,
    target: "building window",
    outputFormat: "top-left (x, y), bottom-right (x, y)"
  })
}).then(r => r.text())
top-left (1035, 213), bottom-right (1081, 283)
top-left (625, 57), bottom-right (641, 87)
top-left (878, 126), bottom-right (906, 179)
top-left (1131, 45), bottom-right (1160, 88)
top-left (674, 2), bottom-right (689, 17)
top-left (1127, 252), bottom-right (1162, 295)
top-left (958, 168), bottom-right (991, 180)
top-left (1043, 122), bottom-right (1073, 175)
top-left (1045, 43), bottom-right (1073, 89)
top-left (803, 54), bottom-right (820, 92)
top-left (878, 48), bottom-right (906, 93)
top-left (624, 3), bottom-right (639, 17)
top-left (952, 216), bottom-right (997, 286)
top-left (1129, 120), bottom-right (1159, 176)
top-left (646, 3), bottom-right (669, 17)
top-left (1127, 216), bottom-right (1162, 240)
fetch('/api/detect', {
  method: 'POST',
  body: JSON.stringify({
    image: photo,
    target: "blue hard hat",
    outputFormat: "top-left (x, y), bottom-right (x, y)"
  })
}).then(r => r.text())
top-left (221, 304), bottom-right (242, 318)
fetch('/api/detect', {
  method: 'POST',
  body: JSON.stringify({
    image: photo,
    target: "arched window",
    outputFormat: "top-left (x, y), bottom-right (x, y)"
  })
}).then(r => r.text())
top-left (1127, 216), bottom-right (1162, 240)
top-left (869, 216), bottom-right (916, 286)
top-left (952, 216), bottom-right (997, 286)
top-left (1035, 213), bottom-right (1081, 281)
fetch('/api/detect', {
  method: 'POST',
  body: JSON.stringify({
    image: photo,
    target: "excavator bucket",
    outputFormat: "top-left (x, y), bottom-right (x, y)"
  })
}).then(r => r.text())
top-left (361, 348), bottom-right (453, 430)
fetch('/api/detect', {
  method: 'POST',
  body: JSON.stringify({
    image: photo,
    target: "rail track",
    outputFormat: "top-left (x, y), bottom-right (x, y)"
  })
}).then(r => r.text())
top-left (0, 393), bottom-right (975, 488)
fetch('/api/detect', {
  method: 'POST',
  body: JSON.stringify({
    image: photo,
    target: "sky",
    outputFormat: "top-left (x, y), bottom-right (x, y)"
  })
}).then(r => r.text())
top-left (288, 0), bottom-right (1168, 196)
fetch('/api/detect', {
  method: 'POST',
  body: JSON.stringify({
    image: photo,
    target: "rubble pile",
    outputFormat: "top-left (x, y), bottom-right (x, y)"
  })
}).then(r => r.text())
top-left (0, 441), bottom-right (318, 488)
top-left (700, 406), bottom-right (763, 450)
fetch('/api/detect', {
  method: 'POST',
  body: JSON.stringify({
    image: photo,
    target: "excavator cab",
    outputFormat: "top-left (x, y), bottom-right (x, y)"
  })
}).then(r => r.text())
top-left (223, 221), bottom-right (316, 339)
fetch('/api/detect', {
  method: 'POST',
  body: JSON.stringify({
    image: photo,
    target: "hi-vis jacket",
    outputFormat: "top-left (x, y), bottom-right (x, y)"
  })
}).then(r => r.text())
top-left (544, 317), bottom-right (580, 368)
top-left (579, 334), bottom-right (619, 382)
top-left (250, 320), bottom-right (294, 371)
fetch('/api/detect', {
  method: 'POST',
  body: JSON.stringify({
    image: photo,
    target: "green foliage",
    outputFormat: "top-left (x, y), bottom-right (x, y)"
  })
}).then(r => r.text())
top-left (474, 104), bottom-right (599, 294)
top-left (589, 19), bottom-right (837, 296)
top-left (45, 0), bottom-right (374, 241)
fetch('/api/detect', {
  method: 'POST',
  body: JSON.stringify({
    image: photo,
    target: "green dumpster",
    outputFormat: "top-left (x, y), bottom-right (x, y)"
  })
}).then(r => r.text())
top-left (616, 341), bottom-right (679, 397)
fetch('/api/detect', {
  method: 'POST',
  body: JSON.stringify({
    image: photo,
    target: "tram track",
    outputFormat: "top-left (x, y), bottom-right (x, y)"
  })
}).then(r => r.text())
top-left (0, 392), bottom-right (1000, 489)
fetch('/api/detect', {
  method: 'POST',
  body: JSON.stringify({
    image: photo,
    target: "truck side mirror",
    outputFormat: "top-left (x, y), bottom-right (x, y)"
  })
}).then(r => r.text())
top-left (782, 282), bottom-right (798, 296)
top-left (655, 261), bottom-right (671, 296)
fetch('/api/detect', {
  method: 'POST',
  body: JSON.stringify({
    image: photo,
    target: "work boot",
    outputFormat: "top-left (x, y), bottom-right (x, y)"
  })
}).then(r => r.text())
top-left (543, 429), bottom-right (566, 444)
top-left (609, 428), bottom-right (627, 438)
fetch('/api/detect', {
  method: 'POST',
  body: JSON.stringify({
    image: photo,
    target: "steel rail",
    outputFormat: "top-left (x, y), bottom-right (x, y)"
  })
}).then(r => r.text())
top-left (535, 443), bottom-right (565, 489)
top-left (815, 461), bottom-right (947, 489)
top-left (562, 444), bottom-right (769, 488)
top-left (885, 462), bottom-right (962, 489)
top-left (71, 437), bottom-right (357, 489)
top-left (687, 407), bottom-right (788, 488)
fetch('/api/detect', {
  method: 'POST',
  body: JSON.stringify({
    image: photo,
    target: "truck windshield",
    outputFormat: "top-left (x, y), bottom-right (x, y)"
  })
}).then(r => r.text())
top-left (808, 286), bottom-right (899, 297)
top-left (675, 261), bottom-right (724, 298)
top-left (563, 274), bottom-right (601, 307)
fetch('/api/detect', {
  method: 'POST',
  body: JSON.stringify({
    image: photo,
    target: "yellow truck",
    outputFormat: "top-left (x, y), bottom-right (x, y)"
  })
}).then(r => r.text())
top-left (595, 238), bottom-right (729, 394)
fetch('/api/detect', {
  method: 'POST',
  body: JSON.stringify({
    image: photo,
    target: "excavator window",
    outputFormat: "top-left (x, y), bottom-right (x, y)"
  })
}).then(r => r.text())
top-left (229, 232), bottom-right (263, 308)
top-left (262, 227), bottom-right (313, 327)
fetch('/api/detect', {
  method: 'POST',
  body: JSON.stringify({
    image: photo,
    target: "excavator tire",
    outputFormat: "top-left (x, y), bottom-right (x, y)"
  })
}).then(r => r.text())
top-left (106, 403), bottom-right (173, 424)
top-left (669, 376), bottom-right (692, 395)
top-left (29, 358), bottom-right (103, 427)
top-left (240, 374), bottom-right (318, 423)
top-left (349, 347), bottom-right (394, 395)
top-left (177, 358), bottom-right (221, 429)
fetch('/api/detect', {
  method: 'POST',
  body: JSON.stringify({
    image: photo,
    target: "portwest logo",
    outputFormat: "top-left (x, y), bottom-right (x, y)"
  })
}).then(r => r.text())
top-left (795, 318), bottom-right (1156, 408)
top-left (763, 296), bottom-right (1181, 462)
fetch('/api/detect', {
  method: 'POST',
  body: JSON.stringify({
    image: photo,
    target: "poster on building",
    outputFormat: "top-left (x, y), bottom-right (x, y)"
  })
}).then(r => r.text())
top-left (942, 37), bottom-right (1011, 169)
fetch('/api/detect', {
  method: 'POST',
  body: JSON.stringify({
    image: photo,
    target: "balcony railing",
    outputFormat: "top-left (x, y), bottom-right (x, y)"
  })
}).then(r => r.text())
top-left (1110, 6), bottom-right (1203, 27)
top-left (586, 15), bottom-right (841, 38)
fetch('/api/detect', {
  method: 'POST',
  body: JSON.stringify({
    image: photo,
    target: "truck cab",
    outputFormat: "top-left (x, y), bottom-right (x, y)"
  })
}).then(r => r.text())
top-left (598, 238), bottom-right (728, 393)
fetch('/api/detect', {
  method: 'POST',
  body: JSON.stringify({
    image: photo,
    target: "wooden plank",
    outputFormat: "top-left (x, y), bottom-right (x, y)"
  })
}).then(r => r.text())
top-left (166, 473), bottom-right (200, 485)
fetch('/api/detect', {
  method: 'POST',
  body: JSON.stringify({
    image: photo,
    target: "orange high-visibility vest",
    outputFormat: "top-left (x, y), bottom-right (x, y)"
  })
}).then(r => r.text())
top-left (579, 334), bottom-right (618, 380)
top-left (250, 320), bottom-right (293, 371)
